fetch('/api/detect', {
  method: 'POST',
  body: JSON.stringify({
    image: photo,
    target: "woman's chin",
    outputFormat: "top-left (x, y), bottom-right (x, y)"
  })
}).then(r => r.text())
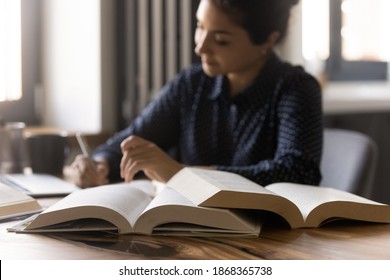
top-left (202, 64), bottom-right (220, 77)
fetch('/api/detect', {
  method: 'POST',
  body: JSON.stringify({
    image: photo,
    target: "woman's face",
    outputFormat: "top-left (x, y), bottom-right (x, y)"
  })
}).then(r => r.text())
top-left (194, 0), bottom-right (269, 78)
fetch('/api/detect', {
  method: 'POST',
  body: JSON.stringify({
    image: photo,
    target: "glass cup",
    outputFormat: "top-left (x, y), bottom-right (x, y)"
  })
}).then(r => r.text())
top-left (0, 122), bottom-right (28, 174)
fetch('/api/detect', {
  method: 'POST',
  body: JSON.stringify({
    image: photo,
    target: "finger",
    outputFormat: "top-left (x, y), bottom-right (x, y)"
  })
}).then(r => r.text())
top-left (123, 158), bottom-right (149, 182)
top-left (121, 147), bottom-right (155, 182)
top-left (120, 143), bottom-right (152, 178)
top-left (69, 155), bottom-right (92, 186)
top-left (121, 152), bottom-right (142, 182)
top-left (120, 137), bottom-right (144, 176)
top-left (120, 151), bottom-right (131, 178)
top-left (75, 156), bottom-right (105, 187)
top-left (77, 158), bottom-right (96, 178)
top-left (75, 166), bottom-right (95, 188)
top-left (120, 135), bottom-right (150, 152)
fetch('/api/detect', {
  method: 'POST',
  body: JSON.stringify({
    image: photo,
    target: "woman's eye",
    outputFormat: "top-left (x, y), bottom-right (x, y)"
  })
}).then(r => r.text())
top-left (216, 40), bottom-right (230, 46)
top-left (214, 34), bottom-right (231, 46)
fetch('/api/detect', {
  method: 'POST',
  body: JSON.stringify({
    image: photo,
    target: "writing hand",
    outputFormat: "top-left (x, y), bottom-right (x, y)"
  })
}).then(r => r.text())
top-left (120, 135), bottom-right (184, 183)
top-left (67, 155), bottom-right (109, 188)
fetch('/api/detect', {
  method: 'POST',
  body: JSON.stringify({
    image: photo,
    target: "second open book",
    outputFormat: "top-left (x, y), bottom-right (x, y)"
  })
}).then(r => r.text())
top-left (9, 167), bottom-right (390, 236)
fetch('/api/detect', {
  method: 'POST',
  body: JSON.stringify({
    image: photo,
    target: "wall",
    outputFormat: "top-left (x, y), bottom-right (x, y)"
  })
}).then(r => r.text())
top-left (41, 0), bottom-right (116, 134)
top-left (277, 1), bottom-right (305, 66)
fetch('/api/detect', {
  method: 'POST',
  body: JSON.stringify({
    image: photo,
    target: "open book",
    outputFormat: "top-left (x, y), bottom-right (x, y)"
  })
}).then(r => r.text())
top-left (8, 180), bottom-right (260, 236)
top-left (0, 182), bottom-right (43, 221)
top-left (167, 168), bottom-right (390, 228)
top-left (9, 168), bottom-right (390, 236)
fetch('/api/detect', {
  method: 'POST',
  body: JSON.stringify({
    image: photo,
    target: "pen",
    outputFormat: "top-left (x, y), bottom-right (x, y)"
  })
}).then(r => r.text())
top-left (76, 132), bottom-right (96, 171)
top-left (76, 132), bottom-right (90, 158)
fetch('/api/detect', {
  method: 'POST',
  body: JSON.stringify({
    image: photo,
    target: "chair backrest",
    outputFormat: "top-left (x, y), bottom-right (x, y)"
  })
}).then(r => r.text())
top-left (320, 128), bottom-right (378, 199)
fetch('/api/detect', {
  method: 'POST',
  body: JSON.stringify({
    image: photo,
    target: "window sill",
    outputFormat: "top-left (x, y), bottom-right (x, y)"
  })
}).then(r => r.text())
top-left (323, 81), bottom-right (390, 114)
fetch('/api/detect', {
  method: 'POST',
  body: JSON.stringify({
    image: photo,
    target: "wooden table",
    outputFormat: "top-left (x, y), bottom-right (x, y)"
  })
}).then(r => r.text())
top-left (1, 216), bottom-right (390, 259)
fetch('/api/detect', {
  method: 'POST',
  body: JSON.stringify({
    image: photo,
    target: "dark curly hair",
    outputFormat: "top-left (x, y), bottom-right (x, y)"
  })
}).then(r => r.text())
top-left (208, 0), bottom-right (299, 44)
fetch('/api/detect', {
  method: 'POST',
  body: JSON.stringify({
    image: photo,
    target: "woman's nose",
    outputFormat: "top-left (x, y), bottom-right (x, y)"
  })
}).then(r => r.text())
top-left (194, 29), bottom-right (210, 56)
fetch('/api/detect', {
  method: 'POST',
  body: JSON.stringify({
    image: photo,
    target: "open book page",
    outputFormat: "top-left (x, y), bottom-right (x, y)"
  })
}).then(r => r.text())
top-left (24, 180), bottom-right (154, 233)
top-left (7, 213), bottom-right (119, 233)
top-left (168, 168), bottom-right (277, 204)
top-left (0, 183), bottom-right (42, 220)
top-left (266, 183), bottom-right (390, 227)
top-left (167, 168), bottom-right (303, 228)
top-left (134, 187), bottom-right (260, 235)
top-left (153, 223), bottom-right (260, 237)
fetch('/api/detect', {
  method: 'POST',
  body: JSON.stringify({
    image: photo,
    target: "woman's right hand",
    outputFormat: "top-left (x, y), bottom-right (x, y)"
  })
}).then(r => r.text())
top-left (66, 155), bottom-right (109, 188)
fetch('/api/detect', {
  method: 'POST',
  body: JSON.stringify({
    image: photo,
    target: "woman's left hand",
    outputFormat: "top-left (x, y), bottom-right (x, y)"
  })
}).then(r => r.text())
top-left (120, 135), bottom-right (184, 183)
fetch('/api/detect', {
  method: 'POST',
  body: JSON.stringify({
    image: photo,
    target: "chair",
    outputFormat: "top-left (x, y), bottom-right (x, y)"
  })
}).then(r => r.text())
top-left (320, 128), bottom-right (378, 199)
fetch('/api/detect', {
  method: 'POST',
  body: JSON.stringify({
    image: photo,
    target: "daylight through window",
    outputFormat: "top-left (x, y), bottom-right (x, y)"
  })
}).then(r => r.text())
top-left (0, 0), bottom-right (22, 102)
top-left (302, 0), bottom-right (389, 81)
top-left (341, 0), bottom-right (390, 62)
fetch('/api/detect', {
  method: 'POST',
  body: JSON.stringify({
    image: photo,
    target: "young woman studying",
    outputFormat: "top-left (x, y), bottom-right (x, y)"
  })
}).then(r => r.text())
top-left (69, 0), bottom-right (323, 188)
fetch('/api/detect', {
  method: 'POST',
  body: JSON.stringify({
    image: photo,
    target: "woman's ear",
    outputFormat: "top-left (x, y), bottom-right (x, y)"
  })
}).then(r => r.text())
top-left (265, 31), bottom-right (281, 49)
top-left (259, 31), bottom-right (281, 55)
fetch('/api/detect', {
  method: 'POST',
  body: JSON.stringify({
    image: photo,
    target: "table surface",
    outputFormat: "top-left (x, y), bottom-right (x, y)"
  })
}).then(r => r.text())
top-left (323, 81), bottom-right (390, 114)
top-left (2, 208), bottom-right (390, 260)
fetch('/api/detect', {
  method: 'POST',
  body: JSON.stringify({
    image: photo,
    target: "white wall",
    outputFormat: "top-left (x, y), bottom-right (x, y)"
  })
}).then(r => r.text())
top-left (277, 2), bottom-right (305, 66)
top-left (41, 0), bottom-right (116, 134)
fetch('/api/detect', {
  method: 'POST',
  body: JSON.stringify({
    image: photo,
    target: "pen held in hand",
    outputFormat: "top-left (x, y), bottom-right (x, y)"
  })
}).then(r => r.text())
top-left (76, 133), bottom-right (90, 157)
top-left (76, 133), bottom-right (96, 170)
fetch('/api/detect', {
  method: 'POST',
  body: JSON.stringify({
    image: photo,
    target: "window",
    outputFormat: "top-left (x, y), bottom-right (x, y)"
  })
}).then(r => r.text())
top-left (0, 0), bottom-right (41, 124)
top-left (302, 0), bottom-right (389, 81)
top-left (0, 0), bottom-right (22, 101)
top-left (340, 0), bottom-right (390, 62)
top-left (302, 0), bottom-right (329, 78)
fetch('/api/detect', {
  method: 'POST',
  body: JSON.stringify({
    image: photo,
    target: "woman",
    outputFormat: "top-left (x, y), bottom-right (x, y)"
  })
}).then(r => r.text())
top-left (70, 0), bottom-right (323, 188)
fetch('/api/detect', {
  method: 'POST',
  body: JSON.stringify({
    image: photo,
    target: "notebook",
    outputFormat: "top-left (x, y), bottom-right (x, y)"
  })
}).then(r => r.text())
top-left (0, 173), bottom-right (80, 197)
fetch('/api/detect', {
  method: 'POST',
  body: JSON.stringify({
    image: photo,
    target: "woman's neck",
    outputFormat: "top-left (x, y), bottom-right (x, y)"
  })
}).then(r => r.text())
top-left (227, 54), bottom-right (269, 97)
top-left (227, 74), bottom-right (258, 97)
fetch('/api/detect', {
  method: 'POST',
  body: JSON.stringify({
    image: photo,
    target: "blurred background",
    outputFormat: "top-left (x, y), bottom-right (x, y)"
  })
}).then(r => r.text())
top-left (1, 0), bottom-right (390, 202)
